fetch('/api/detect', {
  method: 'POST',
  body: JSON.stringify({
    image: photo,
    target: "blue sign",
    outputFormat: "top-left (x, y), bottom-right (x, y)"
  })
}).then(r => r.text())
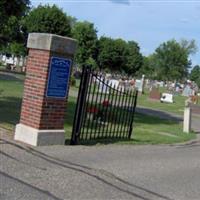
top-left (46, 57), bottom-right (72, 98)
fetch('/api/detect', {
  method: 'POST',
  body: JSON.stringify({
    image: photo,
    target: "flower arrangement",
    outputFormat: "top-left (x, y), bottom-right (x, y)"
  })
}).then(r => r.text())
top-left (86, 100), bottom-right (110, 124)
top-left (102, 100), bottom-right (109, 107)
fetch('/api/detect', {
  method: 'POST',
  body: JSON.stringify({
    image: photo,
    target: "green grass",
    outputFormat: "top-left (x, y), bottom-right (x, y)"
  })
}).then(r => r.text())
top-left (0, 65), bottom-right (4, 69)
top-left (0, 73), bottom-right (196, 144)
top-left (132, 113), bottom-right (196, 144)
top-left (0, 74), bottom-right (24, 130)
top-left (137, 89), bottom-right (188, 115)
top-left (64, 96), bottom-right (196, 145)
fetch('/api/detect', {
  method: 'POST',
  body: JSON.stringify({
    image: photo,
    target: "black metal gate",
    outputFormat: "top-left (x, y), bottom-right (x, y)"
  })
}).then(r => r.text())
top-left (70, 66), bottom-right (138, 145)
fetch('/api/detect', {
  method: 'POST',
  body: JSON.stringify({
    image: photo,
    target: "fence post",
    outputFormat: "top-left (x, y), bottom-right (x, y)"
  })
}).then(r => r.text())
top-left (70, 66), bottom-right (91, 145)
top-left (128, 90), bottom-right (138, 139)
top-left (183, 106), bottom-right (191, 133)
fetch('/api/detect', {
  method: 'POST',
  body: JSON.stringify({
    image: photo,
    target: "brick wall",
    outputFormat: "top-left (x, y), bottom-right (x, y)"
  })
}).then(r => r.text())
top-left (20, 48), bottom-right (72, 130)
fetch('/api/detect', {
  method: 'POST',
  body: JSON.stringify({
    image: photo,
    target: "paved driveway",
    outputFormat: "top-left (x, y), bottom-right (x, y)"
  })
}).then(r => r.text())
top-left (0, 132), bottom-right (200, 200)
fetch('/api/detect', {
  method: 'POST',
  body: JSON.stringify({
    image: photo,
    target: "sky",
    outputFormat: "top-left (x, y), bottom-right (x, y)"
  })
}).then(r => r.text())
top-left (31, 0), bottom-right (200, 66)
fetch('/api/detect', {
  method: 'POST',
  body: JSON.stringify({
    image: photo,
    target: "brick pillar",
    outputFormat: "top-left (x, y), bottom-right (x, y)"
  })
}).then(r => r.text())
top-left (14, 33), bottom-right (77, 146)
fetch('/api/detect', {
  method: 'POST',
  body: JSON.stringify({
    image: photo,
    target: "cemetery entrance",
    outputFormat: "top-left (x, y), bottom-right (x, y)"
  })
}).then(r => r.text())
top-left (70, 66), bottom-right (138, 145)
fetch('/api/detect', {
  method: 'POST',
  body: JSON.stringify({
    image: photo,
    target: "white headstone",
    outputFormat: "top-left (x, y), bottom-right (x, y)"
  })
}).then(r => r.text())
top-left (182, 85), bottom-right (193, 97)
top-left (160, 93), bottom-right (174, 103)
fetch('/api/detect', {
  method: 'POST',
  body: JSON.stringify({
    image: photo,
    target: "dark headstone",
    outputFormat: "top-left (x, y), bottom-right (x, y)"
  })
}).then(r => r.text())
top-left (149, 87), bottom-right (161, 101)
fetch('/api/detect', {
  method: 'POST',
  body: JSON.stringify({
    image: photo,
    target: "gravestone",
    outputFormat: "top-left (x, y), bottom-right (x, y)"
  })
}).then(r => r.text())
top-left (14, 33), bottom-right (77, 146)
top-left (109, 79), bottom-right (119, 88)
top-left (135, 75), bottom-right (145, 93)
top-left (99, 81), bottom-right (109, 94)
top-left (149, 87), bottom-right (161, 101)
top-left (135, 79), bottom-right (141, 90)
top-left (182, 85), bottom-right (193, 97)
top-left (160, 93), bottom-right (174, 103)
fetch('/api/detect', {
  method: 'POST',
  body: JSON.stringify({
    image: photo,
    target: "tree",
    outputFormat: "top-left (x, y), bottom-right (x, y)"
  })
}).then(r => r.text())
top-left (6, 42), bottom-right (26, 57)
top-left (190, 65), bottom-right (200, 81)
top-left (72, 21), bottom-right (98, 66)
top-left (153, 39), bottom-right (197, 81)
top-left (137, 54), bottom-right (157, 78)
top-left (98, 37), bottom-right (125, 71)
top-left (85, 57), bottom-right (98, 70)
top-left (0, 0), bottom-right (30, 30)
top-left (124, 41), bottom-right (143, 75)
top-left (98, 37), bottom-right (114, 70)
top-left (0, 0), bottom-right (30, 47)
top-left (180, 39), bottom-right (197, 55)
top-left (190, 65), bottom-right (200, 88)
top-left (98, 37), bottom-right (143, 75)
top-left (23, 5), bottom-right (72, 37)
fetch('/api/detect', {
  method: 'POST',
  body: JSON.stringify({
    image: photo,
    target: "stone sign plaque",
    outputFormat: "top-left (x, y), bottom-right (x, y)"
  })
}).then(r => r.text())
top-left (46, 57), bottom-right (72, 98)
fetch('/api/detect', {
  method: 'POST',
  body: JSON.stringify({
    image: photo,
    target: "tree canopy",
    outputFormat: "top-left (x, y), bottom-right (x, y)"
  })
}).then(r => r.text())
top-left (155, 40), bottom-right (190, 81)
top-left (23, 5), bottom-right (72, 37)
top-left (0, 0), bottom-right (30, 30)
top-left (72, 21), bottom-right (98, 66)
top-left (98, 37), bottom-right (127, 72)
top-left (0, 0), bottom-right (30, 48)
top-left (0, 0), bottom-right (30, 58)
top-left (137, 55), bottom-right (156, 78)
top-left (97, 37), bottom-right (143, 75)
top-left (139, 39), bottom-right (197, 81)
top-left (190, 65), bottom-right (200, 88)
top-left (124, 41), bottom-right (143, 75)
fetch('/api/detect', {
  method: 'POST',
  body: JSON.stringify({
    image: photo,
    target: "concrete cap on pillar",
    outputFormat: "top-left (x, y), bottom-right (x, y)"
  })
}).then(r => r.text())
top-left (27, 33), bottom-right (77, 55)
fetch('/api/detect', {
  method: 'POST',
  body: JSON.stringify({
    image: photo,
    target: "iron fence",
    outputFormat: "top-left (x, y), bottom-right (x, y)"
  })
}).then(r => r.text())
top-left (70, 66), bottom-right (138, 145)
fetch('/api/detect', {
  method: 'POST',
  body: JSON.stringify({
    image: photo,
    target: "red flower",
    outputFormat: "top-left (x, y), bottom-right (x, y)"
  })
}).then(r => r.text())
top-left (87, 107), bottom-right (98, 113)
top-left (102, 100), bottom-right (109, 106)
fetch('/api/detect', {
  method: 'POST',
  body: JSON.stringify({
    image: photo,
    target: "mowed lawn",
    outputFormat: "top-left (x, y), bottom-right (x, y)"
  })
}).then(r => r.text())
top-left (0, 73), bottom-right (24, 130)
top-left (0, 72), bottom-right (196, 144)
top-left (138, 89), bottom-right (187, 115)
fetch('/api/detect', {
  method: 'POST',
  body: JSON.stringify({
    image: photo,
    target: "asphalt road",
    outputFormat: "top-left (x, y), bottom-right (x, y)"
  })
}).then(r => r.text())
top-left (0, 132), bottom-right (200, 200)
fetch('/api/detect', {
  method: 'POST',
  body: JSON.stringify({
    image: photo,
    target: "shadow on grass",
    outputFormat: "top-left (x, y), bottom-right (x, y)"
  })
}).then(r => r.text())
top-left (0, 96), bottom-right (22, 128)
top-left (0, 73), bottom-right (24, 81)
top-left (65, 137), bottom-right (153, 146)
top-left (136, 107), bottom-right (182, 122)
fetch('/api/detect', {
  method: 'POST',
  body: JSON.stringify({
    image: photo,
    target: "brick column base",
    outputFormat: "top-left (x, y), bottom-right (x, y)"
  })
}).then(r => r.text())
top-left (15, 124), bottom-right (65, 146)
